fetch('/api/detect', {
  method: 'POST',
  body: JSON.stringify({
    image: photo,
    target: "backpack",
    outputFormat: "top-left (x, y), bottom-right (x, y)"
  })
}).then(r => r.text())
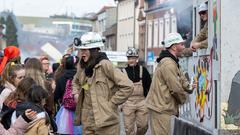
top-left (0, 84), bottom-right (5, 94)
top-left (0, 106), bottom-right (14, 129)
top-left (62, 79), bottom-right (76, 111)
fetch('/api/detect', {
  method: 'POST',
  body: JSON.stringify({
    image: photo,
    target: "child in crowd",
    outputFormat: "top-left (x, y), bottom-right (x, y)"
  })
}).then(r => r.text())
top-left (0, 77), bottom-right (36, 129)
top-left (55, 55), bottom-right (82, 134)
top-left (0, 63), bottom-right (25, 112)
top-left (24, 58), bottom-right (57, 133)
top-left (0, 109), bottom-right (37, 135)
top-left (5, 77), bottom-right (36, 109)
top-left (15, 85), bottom-right (51, 134)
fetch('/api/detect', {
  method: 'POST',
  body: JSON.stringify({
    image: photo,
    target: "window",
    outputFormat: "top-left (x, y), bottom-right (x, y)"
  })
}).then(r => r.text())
top-left (171, 16), bottom-right (177, 33)
top-left (159, 18), bottom-right (164, 47)
top-left (194, 7), bottom-right (197, 37)
top-left (153, 20), bottom-right (159, 47)
top-left (80, 26), bottom-right (92, 31)
top-left (164, 12), bottom-right (170, 38)
top-left (147, 21), bottom-right (153, 48)
top-left (165, 18), bottom-right (170, 36)
top-left (72, 24), bottom-right (79, 30)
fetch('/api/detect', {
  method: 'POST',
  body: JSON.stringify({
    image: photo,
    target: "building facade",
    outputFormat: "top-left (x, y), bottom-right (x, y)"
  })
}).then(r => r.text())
top-left (96, 6), bottom-right (117, 51)
top-left (16, 15), bottom-right (93, 37)
top-left (116, 0), bottom-right (135, 51)
top-left (144, 0), bottom-right (192, 71)
top-left (137, 0), bottom-right (147, 63)
top-left (0, 24), bottom-right (6, 49)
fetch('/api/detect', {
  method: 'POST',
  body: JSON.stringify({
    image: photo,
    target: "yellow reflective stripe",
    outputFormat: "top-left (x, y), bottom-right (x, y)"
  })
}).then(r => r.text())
top-left (82, 83), bottom-right (90, 91)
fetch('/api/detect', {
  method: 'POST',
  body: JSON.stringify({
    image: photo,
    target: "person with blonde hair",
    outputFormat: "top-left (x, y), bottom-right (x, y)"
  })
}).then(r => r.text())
top-left (24, 58), bottom-right (45, 88)
top-left (0, 77), bottom-right (36, 129)
top-left (3, 77), bottom-right (36, 109)
top-left (0, 63), bottom-right (25, 112)
top-left (24, 58), bottom-right (57, 133)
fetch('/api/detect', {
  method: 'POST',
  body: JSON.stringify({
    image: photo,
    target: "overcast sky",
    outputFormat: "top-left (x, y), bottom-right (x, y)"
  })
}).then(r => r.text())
top-left (0, 0), bottom-right (116, 17)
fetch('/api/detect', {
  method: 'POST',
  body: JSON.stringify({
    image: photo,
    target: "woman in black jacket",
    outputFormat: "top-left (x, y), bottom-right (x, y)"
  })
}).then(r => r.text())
top-left (54, 55), bottom-right (79, 104)
top-left (54, 55), bottom-right (82, 135)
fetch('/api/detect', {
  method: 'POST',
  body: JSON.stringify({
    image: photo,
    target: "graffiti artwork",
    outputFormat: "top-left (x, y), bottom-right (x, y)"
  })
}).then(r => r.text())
top-left (224, 71), bottom-right (240, 127)
top-left (193, 56), bottom-right (213, 122)
top-left (211, 0), bottom-right (219, 61)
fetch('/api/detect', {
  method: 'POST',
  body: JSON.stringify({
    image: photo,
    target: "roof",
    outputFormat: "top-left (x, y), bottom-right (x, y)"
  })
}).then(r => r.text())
top-left (96, 6), bottom-right (116, 15)
top-left (16, 16), bottom-right (93, 27)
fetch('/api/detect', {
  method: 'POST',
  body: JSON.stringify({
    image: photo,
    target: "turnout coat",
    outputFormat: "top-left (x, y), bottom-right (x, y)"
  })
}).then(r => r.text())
top-left (72, 59), bottom-right (134, 127)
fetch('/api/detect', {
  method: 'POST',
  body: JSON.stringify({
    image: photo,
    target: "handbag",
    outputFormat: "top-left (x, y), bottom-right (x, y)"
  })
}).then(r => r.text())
top-left (62, 79), bottom-right (76, 111)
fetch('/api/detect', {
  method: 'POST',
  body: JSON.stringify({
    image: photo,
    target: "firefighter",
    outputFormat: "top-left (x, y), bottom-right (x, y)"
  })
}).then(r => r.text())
top-left (72, 32), bottom-right (134, 135)
top-left (146, 33), bottom-right (194, 135)
top-left (190, 2), bottom-right (208, 51)
top-left (122, 47), bottom-right (151, 135)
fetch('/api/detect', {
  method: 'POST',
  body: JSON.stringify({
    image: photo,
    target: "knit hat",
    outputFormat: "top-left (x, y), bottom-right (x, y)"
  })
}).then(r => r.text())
top-left (0, 46), bottom-right (20, 74)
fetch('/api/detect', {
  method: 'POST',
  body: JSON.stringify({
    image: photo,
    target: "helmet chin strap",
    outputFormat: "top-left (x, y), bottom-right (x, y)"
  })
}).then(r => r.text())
top-left (129, 62), bottom-right (137, 67)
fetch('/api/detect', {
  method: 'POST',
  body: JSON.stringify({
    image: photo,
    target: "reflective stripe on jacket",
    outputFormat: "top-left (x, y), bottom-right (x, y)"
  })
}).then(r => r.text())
top-left (73, 59), bottom-right (134, 127)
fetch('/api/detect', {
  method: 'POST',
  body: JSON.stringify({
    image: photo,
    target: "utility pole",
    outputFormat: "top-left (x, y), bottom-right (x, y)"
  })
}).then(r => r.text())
top-left (133, 0), bottom-right (136, 48)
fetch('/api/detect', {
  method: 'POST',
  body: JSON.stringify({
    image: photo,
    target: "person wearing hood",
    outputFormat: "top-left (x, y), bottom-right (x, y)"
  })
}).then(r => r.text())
top-left (72, 32), bottom-right (134, 134)
top-left (190, 2), bottom-right (208, 51)
top-left (122, 47), bottom-right (151, 135)
top-left (145, 33), bottom-right (195, 135)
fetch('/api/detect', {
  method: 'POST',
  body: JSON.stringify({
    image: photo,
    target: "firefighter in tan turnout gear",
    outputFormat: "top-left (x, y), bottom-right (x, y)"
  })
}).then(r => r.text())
top-left (122, 47), bottom-right (152, 135)
top-left (72, 32), bottom-right (134, 135)
top-left (190, 2), bottom-right (208, 51)
top-left (146, 33), bottom-right (194, 135)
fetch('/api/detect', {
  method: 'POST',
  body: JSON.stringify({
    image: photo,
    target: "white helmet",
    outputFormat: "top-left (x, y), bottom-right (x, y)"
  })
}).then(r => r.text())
top-left (73, 32), bottom-right (105, 49)
top-left (198, 3), bottom-right (208, 13)
top-left (164, 32), bottom-right (185, 48)
top-left (126, 47), bottom-right (139, 57)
